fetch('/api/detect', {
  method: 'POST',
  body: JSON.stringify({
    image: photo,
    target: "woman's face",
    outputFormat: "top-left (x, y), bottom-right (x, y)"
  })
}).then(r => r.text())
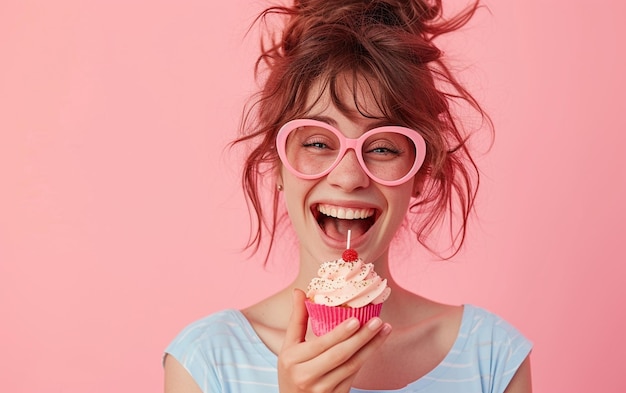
top-left (279, 81), bottom-right (418, 268)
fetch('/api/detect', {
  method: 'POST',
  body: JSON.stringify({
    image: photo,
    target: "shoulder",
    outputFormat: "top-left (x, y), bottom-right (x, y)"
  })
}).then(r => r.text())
top-left (163, 310), bottom-right (244, 392)
top-left (165, 309), bottom-right (255, 360)
top-left (164, 309), bottom-right (266, 374)
top-left (175, 309), bottom-right (247, 335)
top-left (167, 310), bottom-right (242, 345)
top-left (461, 305), bottom-right (531, 348)
top-left (458, 305), bottom-right (533, 392)
top-left (165, 309), bottom-right (279, 392)
top-left (164, 309), bottom-right (279, 392)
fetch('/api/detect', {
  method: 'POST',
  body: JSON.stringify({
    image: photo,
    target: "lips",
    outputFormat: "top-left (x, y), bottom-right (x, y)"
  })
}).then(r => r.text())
top-left (314, 203), bottom-right (377, 241)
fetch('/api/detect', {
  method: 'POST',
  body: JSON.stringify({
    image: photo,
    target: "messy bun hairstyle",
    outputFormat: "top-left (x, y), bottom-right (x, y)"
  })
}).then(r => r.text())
top-left (233, 0), bottom-right (491, 260)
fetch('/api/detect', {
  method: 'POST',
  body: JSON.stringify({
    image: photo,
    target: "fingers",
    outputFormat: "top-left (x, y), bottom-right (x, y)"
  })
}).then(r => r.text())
top-left (318, 318), bottom-right (392, 390)
top-left (312, 317), bottom-right (392, 373)
top-left (283, 289), bottom-right (369, 353)
top-left (279, 297), bottom-right (393, 393)
top-left (283, 288), bottom-right (391, 362)
top-left (282, 289), bottom-right (309, 348)
top-left (341, 318), bottom-right (392, 371)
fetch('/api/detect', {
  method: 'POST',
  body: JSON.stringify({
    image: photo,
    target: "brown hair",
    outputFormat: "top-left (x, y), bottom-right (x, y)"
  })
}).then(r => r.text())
top-left (232, 0), bottom-right (492, 261)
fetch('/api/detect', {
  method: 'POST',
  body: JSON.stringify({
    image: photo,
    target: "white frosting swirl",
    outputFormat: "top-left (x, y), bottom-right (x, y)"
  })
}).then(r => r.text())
top-left (306, 258), bottom-right (391, 308)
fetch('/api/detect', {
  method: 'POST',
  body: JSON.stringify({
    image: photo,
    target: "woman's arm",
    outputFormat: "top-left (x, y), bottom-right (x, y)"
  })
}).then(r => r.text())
top-left (503, 356), bottom-right (532, 393)
top-left (164, 354), bottom-right (204, 393)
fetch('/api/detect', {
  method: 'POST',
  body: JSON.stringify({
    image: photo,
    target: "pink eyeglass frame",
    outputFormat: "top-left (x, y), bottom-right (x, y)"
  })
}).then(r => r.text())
top-left (276, 118), bottom-right (427, 186)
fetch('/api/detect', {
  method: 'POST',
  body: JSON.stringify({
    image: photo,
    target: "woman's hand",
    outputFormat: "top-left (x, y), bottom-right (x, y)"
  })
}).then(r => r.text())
top-left (278, 289), bottom-right (391, 393)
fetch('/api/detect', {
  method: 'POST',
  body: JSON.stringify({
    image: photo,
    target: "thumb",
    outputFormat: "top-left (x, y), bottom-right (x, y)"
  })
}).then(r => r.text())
top-left (283, 288), bottom-right (309, 347)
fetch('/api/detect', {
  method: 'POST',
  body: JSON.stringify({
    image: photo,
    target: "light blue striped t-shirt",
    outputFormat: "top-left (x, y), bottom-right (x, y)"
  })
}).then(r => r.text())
top-left (165, 304), bottom-right (532, 393)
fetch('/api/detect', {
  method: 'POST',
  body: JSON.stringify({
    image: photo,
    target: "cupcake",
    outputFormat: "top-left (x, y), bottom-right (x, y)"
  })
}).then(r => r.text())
top-left (305, 248), bottom-right (391, 336)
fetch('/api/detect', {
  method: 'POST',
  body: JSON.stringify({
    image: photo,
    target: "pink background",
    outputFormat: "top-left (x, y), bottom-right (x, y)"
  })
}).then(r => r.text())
top-left (1, 1), bottom-right (625, 391)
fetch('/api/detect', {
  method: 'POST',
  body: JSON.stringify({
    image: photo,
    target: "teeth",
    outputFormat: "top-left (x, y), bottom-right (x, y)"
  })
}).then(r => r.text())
top-left (318, 204), bottom-right (374, 219)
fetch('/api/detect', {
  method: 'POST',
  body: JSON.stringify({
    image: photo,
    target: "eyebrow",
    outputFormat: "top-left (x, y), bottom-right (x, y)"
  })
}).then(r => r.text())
top-left (308, 115), bottom-right (337, 126)
top-left (307, 115), bottom-right (394, 130)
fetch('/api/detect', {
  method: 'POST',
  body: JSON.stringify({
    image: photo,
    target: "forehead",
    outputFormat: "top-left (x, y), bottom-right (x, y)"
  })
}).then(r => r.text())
top-left (302, 73), bottom-right (387, 122)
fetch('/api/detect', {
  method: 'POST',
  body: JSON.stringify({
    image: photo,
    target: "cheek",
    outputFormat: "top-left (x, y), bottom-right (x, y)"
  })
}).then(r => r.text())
top-left (282, 186), bottom-right (301, 219)
top-left (281, 175), bottom-right (314, 222)
top-left (389, 183), bottom-right (414, 210)
top-left (384, 185), bottom-right (414, 227)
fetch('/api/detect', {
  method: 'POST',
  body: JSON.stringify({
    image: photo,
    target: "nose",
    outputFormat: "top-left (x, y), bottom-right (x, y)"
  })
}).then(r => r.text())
top-left (325, 149), bottom-right (370, 191)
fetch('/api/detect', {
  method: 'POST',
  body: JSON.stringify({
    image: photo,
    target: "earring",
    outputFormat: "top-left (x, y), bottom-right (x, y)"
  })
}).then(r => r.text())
top-left (277, 184), bottom-right (283, 191)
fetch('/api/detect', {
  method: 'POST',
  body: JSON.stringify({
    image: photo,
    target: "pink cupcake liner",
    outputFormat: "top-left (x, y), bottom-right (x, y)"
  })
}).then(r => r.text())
top-left (305, 300), bottom-right (383, 336)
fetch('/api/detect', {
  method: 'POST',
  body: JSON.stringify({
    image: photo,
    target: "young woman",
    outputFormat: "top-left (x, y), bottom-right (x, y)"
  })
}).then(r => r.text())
top-left (164, 1), bottom-right (532, 392)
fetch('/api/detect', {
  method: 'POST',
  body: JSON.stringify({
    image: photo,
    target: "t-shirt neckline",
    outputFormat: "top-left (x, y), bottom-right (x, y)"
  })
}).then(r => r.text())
top-left (230, 304), bottom-right (475, 392)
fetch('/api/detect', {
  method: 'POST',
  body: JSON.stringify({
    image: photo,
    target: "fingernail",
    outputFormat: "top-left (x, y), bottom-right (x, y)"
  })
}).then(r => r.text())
top-left (381, 323), bottom-right (392, 336)
top-left (367, 317), bottom-right (382, 330)
top-left (345, 318), bottom-right (360, 330)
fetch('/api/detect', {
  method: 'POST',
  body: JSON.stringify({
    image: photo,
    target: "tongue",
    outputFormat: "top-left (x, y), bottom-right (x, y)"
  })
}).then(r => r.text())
top-left (322, 217), bottom-right (368, 241)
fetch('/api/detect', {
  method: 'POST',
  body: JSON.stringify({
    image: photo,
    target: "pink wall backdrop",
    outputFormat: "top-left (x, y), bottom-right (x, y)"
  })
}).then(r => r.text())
top-left (1, 1), bottom-right (625, 392)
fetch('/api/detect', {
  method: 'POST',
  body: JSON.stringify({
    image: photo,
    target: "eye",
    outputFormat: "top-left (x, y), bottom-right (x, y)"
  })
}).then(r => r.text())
top-left (363, 131), bottom-right (415, 160)
top-left (368, 144), bottom-right (401, 155)
top-left (297, 126), bottom-right (339, 151)
top-left (303, 138), bottom-right (330, 150)
top-left (365, 140), bottom-right (402, 157)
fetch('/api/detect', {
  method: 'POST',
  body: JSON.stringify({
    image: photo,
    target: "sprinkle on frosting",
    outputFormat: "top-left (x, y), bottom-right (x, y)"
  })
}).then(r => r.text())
top-left (306, 253), bottom-right (391, 308)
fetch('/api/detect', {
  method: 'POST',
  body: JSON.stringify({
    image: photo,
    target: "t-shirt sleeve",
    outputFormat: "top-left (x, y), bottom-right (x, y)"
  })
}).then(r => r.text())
top-left (485, 311), bottom-right (533, 393)
top-left (164, 317), bottom-right (222, 393)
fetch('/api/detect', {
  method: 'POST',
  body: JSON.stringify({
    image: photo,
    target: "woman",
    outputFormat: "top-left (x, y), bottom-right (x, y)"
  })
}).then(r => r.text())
top-left (164, 0), bottom-right (532, 392)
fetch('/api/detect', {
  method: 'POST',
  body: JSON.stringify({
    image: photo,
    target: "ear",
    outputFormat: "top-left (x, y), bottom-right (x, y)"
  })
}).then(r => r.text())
top-left (275, 166), bottom-right (284, 191)
top-left (412, 173), bottom-right (426, 197)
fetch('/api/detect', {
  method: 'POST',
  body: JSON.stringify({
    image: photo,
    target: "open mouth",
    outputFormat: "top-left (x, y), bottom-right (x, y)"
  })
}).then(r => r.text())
top-left (313, 203), bottom-right (377, 241)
